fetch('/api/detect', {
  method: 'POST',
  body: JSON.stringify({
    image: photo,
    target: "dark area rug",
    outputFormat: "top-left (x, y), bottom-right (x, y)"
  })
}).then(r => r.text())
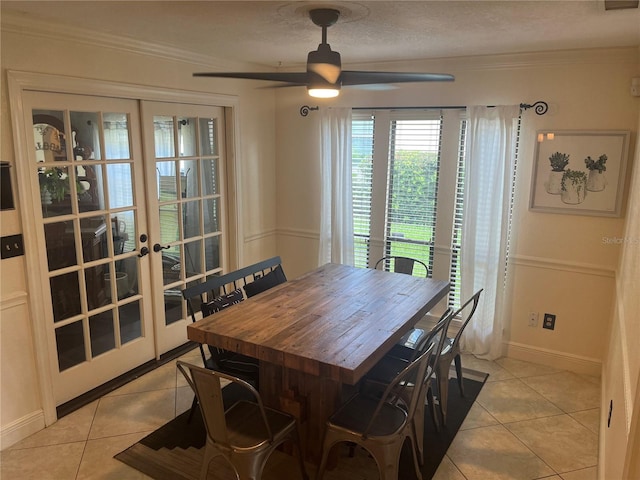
top-left (116, 369), bottom-right (488, 479)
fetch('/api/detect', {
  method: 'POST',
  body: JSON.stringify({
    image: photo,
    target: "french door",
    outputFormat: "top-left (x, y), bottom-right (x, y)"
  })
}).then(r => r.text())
top-left (140, 101), bottom-right (228, 354)
top-left (21, 91), bottom-right (228, 405)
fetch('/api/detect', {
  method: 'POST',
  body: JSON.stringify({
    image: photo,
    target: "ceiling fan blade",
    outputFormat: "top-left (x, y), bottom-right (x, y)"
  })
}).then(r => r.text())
top-left (193, 72), bottom-right (309, 84)
top-left (308, 63), bottom-right (342, 84)
top-left (340, 71), bottom-right (455, 86)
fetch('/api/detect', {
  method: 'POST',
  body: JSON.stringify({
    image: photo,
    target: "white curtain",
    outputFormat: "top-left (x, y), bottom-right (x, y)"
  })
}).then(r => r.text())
top-left (318, 107), bottom-right (355, 266)
top-left (460, 105), bottom-right (521, 360)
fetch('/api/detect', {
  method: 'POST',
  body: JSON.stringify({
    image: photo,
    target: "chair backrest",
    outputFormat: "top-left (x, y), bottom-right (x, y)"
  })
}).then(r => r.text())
top-left (176, 360), bottom-right (273, 447)
top-left (181, 255), bottom-right (285, 323)
top-left (450, 289), bottom-right (483, 346)
top-left (180, 256), bottom-right (285, 367)
top-left (362, 341), bottom-right (436, 438)
top-left (374, 256), bottom-right (428, 277)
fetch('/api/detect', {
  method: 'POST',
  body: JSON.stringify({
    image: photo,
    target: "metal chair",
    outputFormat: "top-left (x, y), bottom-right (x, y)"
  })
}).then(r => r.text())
top-left (434, 289), bottom-right (483, 423)
top-left (374, 255), bottom-right (432, 356)
top-left (374, 255), bottom-right (429, 277)
top-left (177, 361), bottom-right (308, 480)
top-left (383, 289), bottom-right (483, 426)
top-left (316, 342), bottom-right (435, 480)
top-left (364, 307), bottom-right (454, 464)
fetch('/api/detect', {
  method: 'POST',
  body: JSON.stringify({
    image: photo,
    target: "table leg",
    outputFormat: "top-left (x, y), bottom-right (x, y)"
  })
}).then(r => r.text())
top-left (259, 362), bottom-right (342, 465)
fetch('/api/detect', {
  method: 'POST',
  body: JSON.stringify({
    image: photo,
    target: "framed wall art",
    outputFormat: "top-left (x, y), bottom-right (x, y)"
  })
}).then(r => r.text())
top-left (529, 130), bottom-right (630, 217)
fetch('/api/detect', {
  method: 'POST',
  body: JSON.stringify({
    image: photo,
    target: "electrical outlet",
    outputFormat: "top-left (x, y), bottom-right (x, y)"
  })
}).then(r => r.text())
top-left (528, 312), bottom-right (538, 327)
top-left (543, 313), bottom-right (556, 330)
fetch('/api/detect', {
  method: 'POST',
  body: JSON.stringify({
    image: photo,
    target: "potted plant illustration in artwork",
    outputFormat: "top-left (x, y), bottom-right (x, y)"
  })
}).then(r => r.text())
top-left (560, 169), bottom-right (588, 204)
top-left (546, 152), bottom-right (570, 194)
top-left (584, 154), bottom-right (607, 192)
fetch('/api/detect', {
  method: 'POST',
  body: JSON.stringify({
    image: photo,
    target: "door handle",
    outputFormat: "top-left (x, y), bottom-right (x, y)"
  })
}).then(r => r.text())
top-left (138, 246), bottom-right (150, 257)
top-left (153, 243), bottom-right (170, 253)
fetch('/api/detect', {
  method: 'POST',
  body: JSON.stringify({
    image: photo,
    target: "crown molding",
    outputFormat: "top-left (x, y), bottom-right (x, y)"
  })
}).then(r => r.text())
top-left (0, 11), bottom-right (258, 71)
top-left (352, 46), bottom-right (640, 73)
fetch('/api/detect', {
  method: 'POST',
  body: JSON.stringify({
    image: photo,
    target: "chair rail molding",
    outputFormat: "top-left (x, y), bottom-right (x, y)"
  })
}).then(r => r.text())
top-left (510, 254), bottom-right (615, 278)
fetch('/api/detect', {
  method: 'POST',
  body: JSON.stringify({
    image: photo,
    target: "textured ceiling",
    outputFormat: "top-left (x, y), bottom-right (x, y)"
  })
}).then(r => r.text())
top-left (2, 1), bottom-right (639, 69)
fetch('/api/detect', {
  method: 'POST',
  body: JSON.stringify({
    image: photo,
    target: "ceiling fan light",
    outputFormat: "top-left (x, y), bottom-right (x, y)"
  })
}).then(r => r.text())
top-left (308, 87), bottom-right (340, 98)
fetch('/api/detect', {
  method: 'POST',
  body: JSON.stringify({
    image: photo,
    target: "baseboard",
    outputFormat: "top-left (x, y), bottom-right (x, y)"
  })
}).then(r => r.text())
top-left (505, 341), bottom-right (602, 377)
top-left (0, 410), bottom-right (45, 450)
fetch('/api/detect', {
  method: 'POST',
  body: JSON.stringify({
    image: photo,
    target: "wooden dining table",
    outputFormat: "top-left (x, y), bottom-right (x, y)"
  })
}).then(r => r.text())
top-left (187, 262), bottom-right (450, 464)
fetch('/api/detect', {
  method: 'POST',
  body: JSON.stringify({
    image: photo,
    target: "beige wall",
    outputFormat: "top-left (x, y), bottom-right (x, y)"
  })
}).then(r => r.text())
top-left (276, 48), bottom-right (639, 376)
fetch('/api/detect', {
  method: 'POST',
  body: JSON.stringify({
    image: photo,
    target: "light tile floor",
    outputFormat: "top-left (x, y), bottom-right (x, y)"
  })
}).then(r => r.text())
top-left (1, 351), bottom-right (600, 480)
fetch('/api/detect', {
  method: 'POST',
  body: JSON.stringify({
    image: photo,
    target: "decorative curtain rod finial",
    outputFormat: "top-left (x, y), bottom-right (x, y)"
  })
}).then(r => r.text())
top-left (520, 101), bottom-right (548, 115)
top-left (300, 105), bottom-right (319, 117)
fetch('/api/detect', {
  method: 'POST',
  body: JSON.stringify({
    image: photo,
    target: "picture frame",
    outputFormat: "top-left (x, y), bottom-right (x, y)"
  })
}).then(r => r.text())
top-left (529, 130), bottom-right (630, 217)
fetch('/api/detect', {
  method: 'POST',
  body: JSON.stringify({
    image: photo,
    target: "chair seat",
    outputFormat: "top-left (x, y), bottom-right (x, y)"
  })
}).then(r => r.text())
top-left (225, 400), bottom-right (297, 449)
top-left (329, 394), bottom-right (408, 438)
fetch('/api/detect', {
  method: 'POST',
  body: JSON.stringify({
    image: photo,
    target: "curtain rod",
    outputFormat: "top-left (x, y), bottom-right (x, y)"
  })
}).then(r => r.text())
top-left (299, 101), bottom-right (548, 117)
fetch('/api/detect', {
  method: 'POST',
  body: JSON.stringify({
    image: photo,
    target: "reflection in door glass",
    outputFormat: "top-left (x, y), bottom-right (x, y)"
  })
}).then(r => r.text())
top-left (183, 200), bottom-right (201, 239)
top-left (33, 110), bottom-right (67, 163)
top-left (178, 117), bottom-right (197, 156)
top-left (111, 210), bottom-right (135, 255)
top-left (164, 288), bottom-right (183, 326)
top-left (89, 310), bottom-right (115, 357)
top-left (203, 198), bottom-right (220, 234)
top-left (162, 245), bottom-right (182, 286)
top-left (77, 163), bottom-right (105, 213)
top-left (119, 300), bottom-right (142, 344)
top-left (51, 272), bottom-right (81, 322)
top-left (159, 204), bottom-right (179, 246)
top-left (80, 216), bottom-right (109, 262)
top-left (199, 118), bottom-right (218, 155)
top-left (184, 240), bottom-right (203, 277)
top-left (205, 236), bottom-right (220, 271)
top-left (107, 163), bottom-right (133, 208)
top-left (44, 220), bottom-right (77, 271)
top-left (103, 113), bottom-right (130, 160)
top-left (180, 159), bottom-right (198, 198)
top-left (157, 161), bottom-right (177, 201)
top-left (201, 159), bottom-right (218, 195)
top-left (70, 111), bottom-right (101, 160)
top-left (154, 116), bottom-right (175, 158)
top-left (56, 321), bottom-right (86, 371)
top-left (85, 265), bottom-right (109, 310)
top-left (39, 166), bottom-right (73, 218)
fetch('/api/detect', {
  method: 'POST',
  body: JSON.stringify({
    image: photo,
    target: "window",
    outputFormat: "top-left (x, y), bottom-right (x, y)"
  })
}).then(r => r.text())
top-left (352, 109), bottom-right (467, 308)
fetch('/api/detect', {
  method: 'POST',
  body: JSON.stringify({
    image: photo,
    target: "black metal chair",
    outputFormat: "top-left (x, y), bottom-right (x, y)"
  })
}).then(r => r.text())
top-left (181, 256), bottom-right (286, 420)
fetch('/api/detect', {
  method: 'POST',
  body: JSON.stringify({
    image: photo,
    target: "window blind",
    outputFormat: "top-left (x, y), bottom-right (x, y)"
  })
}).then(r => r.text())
top-left (352, 113), bottom-right (375, 269)
top-left (449, 119), bottom-right (467, 309)
top-left (385, 115), bottom-right (442, 275)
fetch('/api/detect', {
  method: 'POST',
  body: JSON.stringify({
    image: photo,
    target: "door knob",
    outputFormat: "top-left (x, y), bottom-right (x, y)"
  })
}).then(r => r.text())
top-left (138, 246), bottom-right (150, 257)
top-left (153, 243), bottom-right (170, 253)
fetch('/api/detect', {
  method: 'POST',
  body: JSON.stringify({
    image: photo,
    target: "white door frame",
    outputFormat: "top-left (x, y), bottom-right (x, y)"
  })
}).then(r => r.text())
top-left (7, 70), bottom-right (243, 425)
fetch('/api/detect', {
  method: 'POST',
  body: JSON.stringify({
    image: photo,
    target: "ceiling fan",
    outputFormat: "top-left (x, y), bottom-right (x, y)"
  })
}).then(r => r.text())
top-left (193, 8), bottom-right (454, 98)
